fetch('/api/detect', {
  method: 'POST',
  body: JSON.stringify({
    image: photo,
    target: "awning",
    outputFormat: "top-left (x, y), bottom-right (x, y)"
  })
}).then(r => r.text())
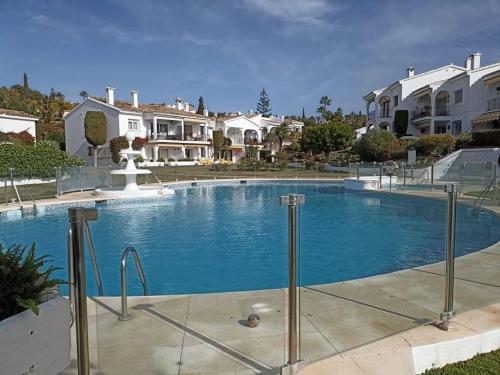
top-left (472, 110), bottom-right (500, 124)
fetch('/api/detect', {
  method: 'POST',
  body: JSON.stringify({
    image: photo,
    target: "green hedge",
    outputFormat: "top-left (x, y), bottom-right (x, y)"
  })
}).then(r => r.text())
top-left (84, 111), bottom-right (107, 147)
top-left (416, 134), bottom-right (455, 156)
top-left (355, 130), bottom-right (400, 161)
top-left (0, 144), bottom-right (84, 179)
top-left (471, 129), bottom-right (500, 147)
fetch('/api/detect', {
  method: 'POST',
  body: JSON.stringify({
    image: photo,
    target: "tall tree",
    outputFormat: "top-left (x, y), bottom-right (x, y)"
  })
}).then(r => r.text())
top-left (197, 96), bottom-right (205, 115)
top-left (79, 91), bottom-right (88, 100)
top-left (274, 123), bottom-right (291, 151)
top-left (302, 107), bottom-right (305, 120)
top-left (23, 73), bottom-right (29, 90)
top-left (256, 88), bottom-right (271, 117)
top-left (84, 111), bottom-right (108, 166)
top-left (316, 96), bottom-right (332, 122)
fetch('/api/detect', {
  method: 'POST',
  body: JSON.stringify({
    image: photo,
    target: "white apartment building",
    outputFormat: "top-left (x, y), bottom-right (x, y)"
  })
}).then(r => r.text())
top-left (213, 112), bottom-right (304, 162)
top-left (0, 108), bottom-right (38, 140)
top-left (64, 87), bottom-right (213, 166)
top-left (363, 52), bottom-right (500, 136)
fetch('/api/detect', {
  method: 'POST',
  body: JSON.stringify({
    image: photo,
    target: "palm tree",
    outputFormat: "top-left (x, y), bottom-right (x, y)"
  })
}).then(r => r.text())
top-left (317, 96), bottom-right (332, 122)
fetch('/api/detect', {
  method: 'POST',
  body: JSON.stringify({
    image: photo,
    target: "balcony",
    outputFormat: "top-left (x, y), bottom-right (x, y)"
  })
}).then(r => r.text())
top-left (151, 133), bottom-right (182, 141)
top-left (411, 106), bottom-right (432, 120)
top-left (229, 136), bottom-right (244, 145)
top-left (435, 105), bottom-right (450, 116)
top-left (244, 137), bottom-right (259, 145)
top-left (487, 97), bottom-right (500, 111)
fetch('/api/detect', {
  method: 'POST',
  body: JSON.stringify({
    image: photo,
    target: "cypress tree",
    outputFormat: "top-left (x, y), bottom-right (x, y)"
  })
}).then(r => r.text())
top-left (197, 96), bottom-right (205, 114)
top-left (23, 73), bottom-right (29, 90)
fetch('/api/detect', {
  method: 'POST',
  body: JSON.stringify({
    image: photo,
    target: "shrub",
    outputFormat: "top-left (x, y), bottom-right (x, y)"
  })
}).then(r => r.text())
top-left (0, 131), bottom-right (35, 145)
top-left (109, 136), bottom-right (147, 164)
top-left (274, 151), bottom-right (288, 162)
top-left (470, 129), bottom-right (500, 147)
top-left (416, 134), bottom-right (455, 156)
top-left (455, 133), bottom-right (473, 149)
top-left (0, 244), bottom-right (63, 321)
top-left (84, 111), bottom-right (107, 147)
top-left (393, 110), bottom-right (409, 137)
top-left (168, 157), bottom-right (175, 162)
top-left (134, 156), bottom-right (144, 163)
top-left (0, 143), bottom-right (84, 179)
top-left (157, 157), bottom-right (165, 163)
top-left (35, 140), bottom-right (60, 150)
top-left (356, 130), bottom-right (400, 161)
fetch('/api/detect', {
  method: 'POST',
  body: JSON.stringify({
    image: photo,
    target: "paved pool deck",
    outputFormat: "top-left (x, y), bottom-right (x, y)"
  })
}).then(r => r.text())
top-left (3, 180), bottom-right (498, 374)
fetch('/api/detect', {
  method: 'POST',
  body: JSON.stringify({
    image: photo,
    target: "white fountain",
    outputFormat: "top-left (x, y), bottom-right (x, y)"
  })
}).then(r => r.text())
top-left (94, 132), bottom-right (174, 198)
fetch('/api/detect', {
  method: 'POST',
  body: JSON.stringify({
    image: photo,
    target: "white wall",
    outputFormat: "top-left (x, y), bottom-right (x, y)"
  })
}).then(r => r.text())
top-left (0, 116), bottom-right (37, 138)
top-left (64, 99), bottom-right (120, 166)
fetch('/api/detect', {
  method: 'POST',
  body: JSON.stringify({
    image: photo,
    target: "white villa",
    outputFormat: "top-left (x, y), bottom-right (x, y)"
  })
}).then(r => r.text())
top-left (64, 86), bottom-right (304, 165)
top-left (64, 87), bottom-right (213, 166)
top-left (363, 51), bottom-right (500, 136)
top-left (213, 112), bottom-right (303, 162)
top-left (0, 108), bottom-right (38, 140)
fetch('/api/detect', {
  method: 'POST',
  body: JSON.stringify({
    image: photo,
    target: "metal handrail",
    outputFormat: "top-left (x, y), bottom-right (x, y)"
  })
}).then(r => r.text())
top-left (473, 177), bottom-right (496, 209)
top-left (83, 221), bottom-right (104, 296)
top-left (67, 227), bottom-right (75, 327)
top-left (118, 246), bottom-right (149, 321)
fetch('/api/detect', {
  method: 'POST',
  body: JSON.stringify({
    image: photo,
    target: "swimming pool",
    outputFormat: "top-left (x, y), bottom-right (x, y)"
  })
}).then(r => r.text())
top-left (1, 182), bottom-right (499, 296)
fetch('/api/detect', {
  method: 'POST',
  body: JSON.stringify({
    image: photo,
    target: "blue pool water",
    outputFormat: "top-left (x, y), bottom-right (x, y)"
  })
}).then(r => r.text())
top-left (1, 182), bottom-right (499, 296)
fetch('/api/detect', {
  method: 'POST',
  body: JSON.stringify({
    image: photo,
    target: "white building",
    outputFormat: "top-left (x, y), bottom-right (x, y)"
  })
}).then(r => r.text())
top-left (363, 52), bottom-right (500, 136)
top-left (213, 112), bottom-right (304, 162)
top-left (64, 87), bottom-right (213, 166)
top-left (0, 108), bottom-right (38, 140)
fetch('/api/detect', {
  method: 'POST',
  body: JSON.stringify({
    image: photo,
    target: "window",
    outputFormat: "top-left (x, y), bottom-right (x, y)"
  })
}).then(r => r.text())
top-left (454, 89), bottom-right (463, 104)
top-left (128, 119), bottom-right (139, 131)
top-left (87, 147), bottom-right (93, 156)
top-left (435, 121), bottom-right (447, 134)
top-left (393, 95), bottom-right (399, 107)
top-left (452, 120), bottom-right (462, 135)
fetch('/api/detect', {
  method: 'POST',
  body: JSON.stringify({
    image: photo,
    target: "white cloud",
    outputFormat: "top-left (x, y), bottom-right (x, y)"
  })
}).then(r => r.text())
top-left (241, 0), bottom-right (337, 27)
top-left (182, 32), bottom-right (213, 47)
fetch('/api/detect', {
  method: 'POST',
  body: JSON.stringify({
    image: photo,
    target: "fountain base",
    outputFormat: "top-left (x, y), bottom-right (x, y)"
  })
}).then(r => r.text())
top-left (94, 185), bottom-right (175, 198)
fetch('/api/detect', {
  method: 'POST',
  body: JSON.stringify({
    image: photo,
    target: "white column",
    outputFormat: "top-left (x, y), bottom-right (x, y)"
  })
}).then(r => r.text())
top-left (204, 146), bottom-right (209, 159)
top-left (430, 93), bottom-right (436, 134)
top-left (153, 118), bottom-right (158, 139)
top-left (181, 145), bottom-right (186, 158)
top-left (153, 144), bottom-right (159, 162)
top-left (181, 119), bottom-right (185, 140)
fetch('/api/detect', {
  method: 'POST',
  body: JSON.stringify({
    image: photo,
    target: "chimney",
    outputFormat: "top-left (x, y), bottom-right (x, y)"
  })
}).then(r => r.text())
top-left (203, 108), bottom-right (208, 116)
top-left (464, 55), bottom-right (472, 70)
top-left (237, 111), bottom-right (242, 116)
top-left (249, 110), bottom-right (254, 116)
top-left (106, 86), bottom-right (115, 105)
top-left (472, 51), bottom-right (482, 69)
top-left (131, 90), bottom-right (139, 108)
top-left (406, 66), bottom-right (415, 78)
top-left (175, 97), bottom-right (183, 110)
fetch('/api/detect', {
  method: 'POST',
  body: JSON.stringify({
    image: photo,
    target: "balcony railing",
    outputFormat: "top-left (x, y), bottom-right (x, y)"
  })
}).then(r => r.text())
top-left (367, 110), bottom-right (375, 120)
top-left (378, 110), bottom-right (391, 118)
top-left (411, 106), bottom-right (432, 120)
top-left (487, 97), bottom-right (500, 111)
top-left (229, 136), bottom-right (244, 145)
top-left (435, 106), bottom-right (450, 116)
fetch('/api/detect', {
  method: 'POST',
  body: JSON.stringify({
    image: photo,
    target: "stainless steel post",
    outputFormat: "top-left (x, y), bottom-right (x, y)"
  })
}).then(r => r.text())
top-left (438, 184), bottom-right (457, 330)
top-left (431, 164), bottom-right (434, 190)
top-left (68, 207), bottom-right (98, 375)
top-left (280, 194), bottom-right (304, 374)
top-left (9, 168), bottom-right (14, 202)
top-left (403, 163), bottom-right (406, 188)
top-left (379, 165), bottom-right (383, 189)
top-left (356, 163), bottom-right (360, 179)
top-left (79, 166), bottom-right (84, 192)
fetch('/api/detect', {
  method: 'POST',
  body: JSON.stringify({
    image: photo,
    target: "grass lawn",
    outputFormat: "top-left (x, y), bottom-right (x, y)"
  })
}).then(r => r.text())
top-left (422, 349), bottom-right (500, 374)
top-left (1, 166), bottom-right (348, 203)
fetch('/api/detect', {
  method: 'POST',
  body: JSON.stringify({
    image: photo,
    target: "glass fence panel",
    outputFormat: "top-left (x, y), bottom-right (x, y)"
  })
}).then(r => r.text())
top-left (299, 189), bottom-right (445, 362)
top-left (450, 200), bottom-right (500, 319)
top-left (81, 166), bottom-right (115, 190)
top-left (90, 184), bottom-right (290, 373)
top-left (0, 168), bottom-right (57, 203)
top-left (60, 166), bottom-right (82, 194)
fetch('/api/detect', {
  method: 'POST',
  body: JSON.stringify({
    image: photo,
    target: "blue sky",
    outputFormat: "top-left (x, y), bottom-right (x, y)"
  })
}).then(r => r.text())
top-left (1, 0), bottom-right (500, 116)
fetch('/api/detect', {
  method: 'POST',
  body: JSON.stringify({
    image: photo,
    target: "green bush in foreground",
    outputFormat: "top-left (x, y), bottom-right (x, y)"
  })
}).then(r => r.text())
top-left (0, 143), bottom-right (84, 179)
top-left (355, 129), bottom-right (400, 161)
top-left (416, 134), bottom-right (455, 156)
top-left (422, 348), bottom-right (500, 374)
top-left (0, 244), bottom-right (62, 321)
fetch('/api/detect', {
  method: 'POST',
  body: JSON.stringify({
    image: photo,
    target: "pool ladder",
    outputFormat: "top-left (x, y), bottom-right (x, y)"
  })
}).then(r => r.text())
top-left (67, 221), bottom-right (104, 327)
top-left (118, 246), bottom-right (149, 321)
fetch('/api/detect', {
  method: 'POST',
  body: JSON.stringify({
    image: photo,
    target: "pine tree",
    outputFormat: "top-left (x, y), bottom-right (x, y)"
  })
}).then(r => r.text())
top-left (23, 73), bottom-right (29, 90)
top-left (197, 96), bottom-right (205, 115)
top-left (256, 88), bottom-right (271, 117)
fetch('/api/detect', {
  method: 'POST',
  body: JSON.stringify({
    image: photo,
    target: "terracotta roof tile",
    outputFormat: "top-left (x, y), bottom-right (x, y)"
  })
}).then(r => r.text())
top-left (91, 97), bottom-right (208, 119)
top-left (0, 108), bottom-right (38, 119)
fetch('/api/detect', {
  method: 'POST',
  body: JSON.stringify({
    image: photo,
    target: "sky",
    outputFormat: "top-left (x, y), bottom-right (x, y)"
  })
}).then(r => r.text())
top-left (1, 0), bottom-right (500, 116)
